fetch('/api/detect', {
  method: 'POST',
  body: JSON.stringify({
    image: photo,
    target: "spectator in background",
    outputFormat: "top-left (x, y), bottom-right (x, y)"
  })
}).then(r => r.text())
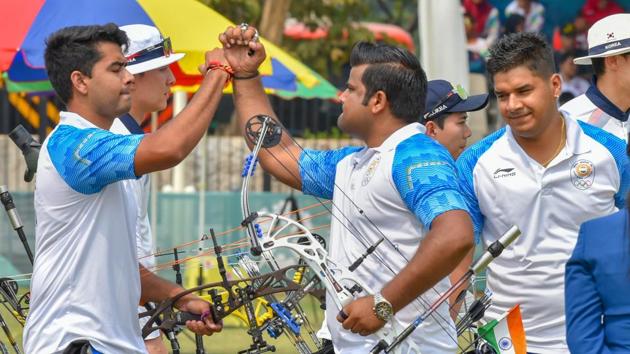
top-left (572, 15), bottom-right (594, 78)
top-left (557, 51), bottom-right (590, 98)
top-left (505, 0), bottom-right (545, 33)
top-left (553, 23), bottom-right (590, 79)
top-left (503, 13), bottom-right (525, 37)
top-left (581, 0), bottom-right (625, 27)
top-left (553, 23), bottom-right (577, 55)
top-left (462, 0), bottom-right (500, 46)
top-left (574, 14), bottom-right (590, 51)
top-left (560, 14), bottom-right (630, 143)
top-left (464, 13), bottom-right (489, 74)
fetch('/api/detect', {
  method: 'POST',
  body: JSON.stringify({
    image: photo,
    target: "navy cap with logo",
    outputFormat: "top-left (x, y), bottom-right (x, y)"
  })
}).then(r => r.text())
top-left (422, 80), bottom-right (489, 123)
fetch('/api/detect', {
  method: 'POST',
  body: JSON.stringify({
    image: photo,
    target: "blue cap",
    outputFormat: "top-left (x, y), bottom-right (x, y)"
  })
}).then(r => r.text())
top-left (423, 80), bottom-right (489, 122)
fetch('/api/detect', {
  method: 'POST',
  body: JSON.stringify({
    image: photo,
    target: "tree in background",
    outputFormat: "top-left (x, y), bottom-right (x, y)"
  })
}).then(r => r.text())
top-left (200, 0), bottom-right (262, 26)
top-left (370, 0), bottom-right (419, 36)
top-left (198, 0), bottom-right (418, 85)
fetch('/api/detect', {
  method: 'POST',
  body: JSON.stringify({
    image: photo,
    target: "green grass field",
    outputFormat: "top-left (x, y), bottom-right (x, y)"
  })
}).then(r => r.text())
top-left (1, 296), bottom-right (479, 353)
top-left (0, 296), bottom-right (325, 354)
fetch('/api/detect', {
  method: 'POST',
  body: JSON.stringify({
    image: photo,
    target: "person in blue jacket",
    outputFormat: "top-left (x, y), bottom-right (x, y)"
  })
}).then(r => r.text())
top-left (565, 141), bottom-right (630, 353)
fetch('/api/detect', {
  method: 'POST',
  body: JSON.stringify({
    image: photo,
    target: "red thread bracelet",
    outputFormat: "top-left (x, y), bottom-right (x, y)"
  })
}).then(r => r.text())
top-left (206, 61), bottom-right (234, 87)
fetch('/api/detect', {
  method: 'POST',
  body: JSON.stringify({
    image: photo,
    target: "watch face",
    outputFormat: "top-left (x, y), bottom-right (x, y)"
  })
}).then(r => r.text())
top-left (375, 302), bottom-right (392, 320)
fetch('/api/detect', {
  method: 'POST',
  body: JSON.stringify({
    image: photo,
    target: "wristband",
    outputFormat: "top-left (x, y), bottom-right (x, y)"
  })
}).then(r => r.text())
top-left (233, 70), bottom-right (259, 80)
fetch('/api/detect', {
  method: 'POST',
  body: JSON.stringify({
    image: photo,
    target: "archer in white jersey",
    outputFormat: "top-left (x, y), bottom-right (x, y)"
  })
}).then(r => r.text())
top-left (223, 32), bottom-right (475, 353)
top-left (457, 32), bottom-right (630, 353)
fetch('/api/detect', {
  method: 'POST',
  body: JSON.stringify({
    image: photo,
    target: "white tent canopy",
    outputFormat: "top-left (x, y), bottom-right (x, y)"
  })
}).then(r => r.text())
top-left (418, 0), bottom-right (469, 90)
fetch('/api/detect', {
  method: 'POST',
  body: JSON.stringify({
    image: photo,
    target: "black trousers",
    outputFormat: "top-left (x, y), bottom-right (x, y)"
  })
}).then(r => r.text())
top-left (313, 339), bottom-right (335, 354)
top-left (62, 340), bottom-right (94, 354)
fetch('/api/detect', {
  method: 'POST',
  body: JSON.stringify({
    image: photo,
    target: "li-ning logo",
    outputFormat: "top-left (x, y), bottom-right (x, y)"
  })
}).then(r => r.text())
top-left (493, 167), bottom-right (516, 179)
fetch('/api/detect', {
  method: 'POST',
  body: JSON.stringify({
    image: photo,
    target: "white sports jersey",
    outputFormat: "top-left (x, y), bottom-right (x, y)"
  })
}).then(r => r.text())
top-left (24, 112), bottom-right (147, 354)
top-left (110, 115), bottom-right (154, 269)
top-left (300, 123), bottom-right (469, 354)
top-left (456, 116), bottom-right (629, 353)
top-left (560, 84), bottom-right (629, 143)
top-left (110, 114), bottom-right (159, 340)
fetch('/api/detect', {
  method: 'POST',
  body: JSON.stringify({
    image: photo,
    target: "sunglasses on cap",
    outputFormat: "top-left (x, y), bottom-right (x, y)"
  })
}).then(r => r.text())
top-left (424, 84), bottom-right (469, 121)
top-left (126, 37), bottom-right (173, 62)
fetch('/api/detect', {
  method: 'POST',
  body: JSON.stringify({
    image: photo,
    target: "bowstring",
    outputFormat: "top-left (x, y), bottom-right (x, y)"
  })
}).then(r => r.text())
top-left (140, 200), bottom-right (331, 262)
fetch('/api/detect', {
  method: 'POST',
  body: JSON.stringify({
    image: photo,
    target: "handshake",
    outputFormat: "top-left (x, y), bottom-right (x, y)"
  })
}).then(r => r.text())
top-left (199, 24), bottom-right (266, 81)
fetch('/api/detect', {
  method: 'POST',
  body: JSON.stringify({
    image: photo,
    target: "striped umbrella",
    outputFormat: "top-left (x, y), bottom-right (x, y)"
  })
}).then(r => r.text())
top-left (0, 0), bottom-right (338, 99)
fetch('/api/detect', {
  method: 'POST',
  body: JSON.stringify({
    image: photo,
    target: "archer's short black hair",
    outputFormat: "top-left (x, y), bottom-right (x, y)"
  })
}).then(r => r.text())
top-left (349, 41), bottom-right (427, 123)
top-left (487, 32), bottom-right (555, 81)
top-left (44, 23), bottom-right (128, 103)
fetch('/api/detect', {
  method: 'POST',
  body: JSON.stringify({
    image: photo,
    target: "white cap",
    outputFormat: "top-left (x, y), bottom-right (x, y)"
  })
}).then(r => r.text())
top-left (120, 24), bottom-right (185, 74)
top-left (574, 13), bottom-right (630, 65)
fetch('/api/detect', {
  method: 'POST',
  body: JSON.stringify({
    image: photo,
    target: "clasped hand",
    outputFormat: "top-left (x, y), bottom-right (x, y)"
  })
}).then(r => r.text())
top-left (218, 24), bottom-right (266, 77)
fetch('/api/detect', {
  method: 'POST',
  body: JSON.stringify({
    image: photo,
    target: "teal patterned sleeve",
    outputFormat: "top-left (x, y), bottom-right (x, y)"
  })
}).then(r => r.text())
top-left (391, 134), bottom-right (469, 230)
top-left (48, 125), bottom-right (144, 194)
top-left (299, 146), bottom-right (362, 199)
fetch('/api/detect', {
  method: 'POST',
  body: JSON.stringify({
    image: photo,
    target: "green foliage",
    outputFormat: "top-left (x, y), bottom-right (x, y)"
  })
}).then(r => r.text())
top-left (0, 295), bottom-right (326, 354)
top-left (199, 0), bottom-right (262, 24)
top-left (285, 0), bottom-right (420, 75)
top-left (196, 0), bottom-right (419, 77)
top-left (368, 0), bottom-right (419, 32)
top-left (196, 0), bottom-right (378, 77)
top-left (283, 0), bottom-right (375, 76)
top-left (303, 127), bottom-right (349, 139)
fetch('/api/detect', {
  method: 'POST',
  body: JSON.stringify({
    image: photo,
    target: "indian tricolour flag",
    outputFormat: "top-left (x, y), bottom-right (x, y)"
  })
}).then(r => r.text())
top-left (478, 305), bottom-right (527, 354)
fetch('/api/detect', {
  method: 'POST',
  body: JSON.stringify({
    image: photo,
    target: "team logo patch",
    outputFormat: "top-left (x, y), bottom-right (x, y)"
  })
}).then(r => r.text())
top-left (571, 159), bottom-right (595, 190)
top-left (498, 337), bottom-right (513, 350)
top-left (362, 156), bottom-right (381, 186)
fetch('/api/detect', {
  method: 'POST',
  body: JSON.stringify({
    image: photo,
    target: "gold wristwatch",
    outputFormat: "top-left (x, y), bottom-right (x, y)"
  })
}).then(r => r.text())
top-left (373, 292), bottom-right (393, 322)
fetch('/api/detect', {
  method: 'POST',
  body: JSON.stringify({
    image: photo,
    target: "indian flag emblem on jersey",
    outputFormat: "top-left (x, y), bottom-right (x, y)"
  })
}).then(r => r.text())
top-left (478, 305), bottom-right (527, 354)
